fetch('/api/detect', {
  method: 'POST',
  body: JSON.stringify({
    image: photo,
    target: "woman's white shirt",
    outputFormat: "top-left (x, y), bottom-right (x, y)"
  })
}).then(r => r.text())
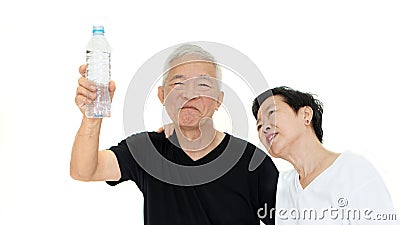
top-left (275, 152), bottom-right (398, 225)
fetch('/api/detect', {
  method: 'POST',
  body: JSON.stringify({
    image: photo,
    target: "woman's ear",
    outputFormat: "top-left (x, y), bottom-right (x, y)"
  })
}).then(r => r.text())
top-left (303, 106), bottom-right (313, 125)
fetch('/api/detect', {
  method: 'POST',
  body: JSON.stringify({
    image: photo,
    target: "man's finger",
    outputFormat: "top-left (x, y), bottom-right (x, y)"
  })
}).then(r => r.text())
top-left (79, 64), bottom-right (87, 77)
top-left (109, 80), bottom-right (116, 100)
top-left (77, 86), bottom-right (97, 100)
top-left (109, 80), bottom-right (116, 92)
top-left (156, 126), bottom-right (164, 133)
top-left (78, 77), bottom-right (97, 91)
top-left (164, 124), bottom-right (175, 138)
top-left (75, 95), bottom-right (92, 109)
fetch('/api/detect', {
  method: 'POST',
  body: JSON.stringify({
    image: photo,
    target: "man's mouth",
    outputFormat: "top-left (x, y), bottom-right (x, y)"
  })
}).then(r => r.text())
top-left (180, 105), bottom-right (199, 111)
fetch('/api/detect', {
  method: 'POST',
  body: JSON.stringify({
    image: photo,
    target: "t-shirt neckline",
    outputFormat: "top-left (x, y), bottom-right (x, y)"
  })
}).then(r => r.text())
top-left (171, 132), bottom-right (230, 166)
top-left (295, 152), bottom-right (344, 192)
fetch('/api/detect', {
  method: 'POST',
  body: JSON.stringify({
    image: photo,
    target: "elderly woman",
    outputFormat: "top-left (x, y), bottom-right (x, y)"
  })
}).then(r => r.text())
top-left (252, 86), bottom-right (398, 224)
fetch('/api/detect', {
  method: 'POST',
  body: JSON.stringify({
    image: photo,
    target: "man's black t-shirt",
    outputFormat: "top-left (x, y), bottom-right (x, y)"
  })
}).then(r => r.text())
top-left (107, 132), bottom-right (278, 225)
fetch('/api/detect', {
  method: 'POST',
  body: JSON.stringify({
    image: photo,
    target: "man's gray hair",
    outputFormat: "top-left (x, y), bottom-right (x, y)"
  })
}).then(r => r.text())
top-left (162, 44), bottom-right (222, 90)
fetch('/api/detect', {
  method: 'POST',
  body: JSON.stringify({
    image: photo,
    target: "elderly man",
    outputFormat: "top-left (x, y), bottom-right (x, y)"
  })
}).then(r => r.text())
top-left (71, 44), bottom-right (278, 225)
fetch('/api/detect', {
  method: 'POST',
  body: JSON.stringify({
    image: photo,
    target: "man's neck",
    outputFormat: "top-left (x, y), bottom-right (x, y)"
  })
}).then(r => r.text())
top-left (174, 120), bottom-right (225, 161)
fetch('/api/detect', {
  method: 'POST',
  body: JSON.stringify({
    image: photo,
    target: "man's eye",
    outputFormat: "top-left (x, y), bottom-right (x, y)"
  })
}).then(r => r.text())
top-left (269, 110), bottom-right (275, 115)
top-left (198, 83), bottom-right (211, 88)
top-left (173, 82), bottom-right (184, 86)
top-left (257, 124), bottom-right (262, 131)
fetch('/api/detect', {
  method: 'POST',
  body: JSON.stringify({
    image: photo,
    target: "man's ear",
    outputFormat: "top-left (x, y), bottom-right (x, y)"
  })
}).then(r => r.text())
top-left (158, 86), bottom-right (165, 104)
top-left (215, 91), bottom-right (224, 110)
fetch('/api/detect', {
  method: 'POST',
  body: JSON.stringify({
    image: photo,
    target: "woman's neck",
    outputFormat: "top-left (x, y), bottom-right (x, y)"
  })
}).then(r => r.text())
top-left (284, 137), bottom-right (339, 188)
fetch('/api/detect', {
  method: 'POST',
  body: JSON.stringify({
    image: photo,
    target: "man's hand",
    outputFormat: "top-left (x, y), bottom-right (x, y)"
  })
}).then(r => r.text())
top-left (157, 123), bottom-right (175, 138)
top-left (75, 64), bottom-right (116, 115)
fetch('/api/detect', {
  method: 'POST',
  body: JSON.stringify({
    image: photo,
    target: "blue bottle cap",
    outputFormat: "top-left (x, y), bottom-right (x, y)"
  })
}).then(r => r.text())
top-left (92, 25), bottom-right (105, 34)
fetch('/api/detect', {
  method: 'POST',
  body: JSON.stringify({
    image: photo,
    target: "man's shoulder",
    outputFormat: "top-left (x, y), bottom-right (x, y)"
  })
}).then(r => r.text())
top-left (226, 133), bottom-right (274, 171)
top-left (126, 131), bottom-right (166, 141)
top-left (226, 133), bottom-right (255, 147)
top-left (124, 131), bottom-right (168, 149)
top-left (227, 134), bottom-right (262, 154)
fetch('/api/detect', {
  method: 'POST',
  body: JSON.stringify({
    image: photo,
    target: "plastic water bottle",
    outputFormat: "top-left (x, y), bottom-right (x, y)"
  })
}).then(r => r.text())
top-left (85, 25), bottom-right (111, 118)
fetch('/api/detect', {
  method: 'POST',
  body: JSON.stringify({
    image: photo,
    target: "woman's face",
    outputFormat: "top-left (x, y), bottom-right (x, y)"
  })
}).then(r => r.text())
top-left (256, 95), bottom-right (308, 158)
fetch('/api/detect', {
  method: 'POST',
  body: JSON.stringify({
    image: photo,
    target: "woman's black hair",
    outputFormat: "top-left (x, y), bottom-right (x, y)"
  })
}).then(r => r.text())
top-left (252, 86), bottom-right (324, 143)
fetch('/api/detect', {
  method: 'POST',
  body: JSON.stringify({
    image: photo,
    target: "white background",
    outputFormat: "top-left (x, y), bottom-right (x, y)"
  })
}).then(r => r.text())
top-left (1, 0), bottom-right (399, 224)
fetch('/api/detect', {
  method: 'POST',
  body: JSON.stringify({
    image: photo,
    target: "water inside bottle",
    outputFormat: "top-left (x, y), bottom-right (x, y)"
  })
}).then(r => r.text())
top-left (85, 83), bottom-right (111, 118)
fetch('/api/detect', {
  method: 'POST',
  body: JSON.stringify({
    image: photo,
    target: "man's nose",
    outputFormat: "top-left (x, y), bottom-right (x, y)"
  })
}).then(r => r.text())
top-left (181, 81), bottom-right (198, 100)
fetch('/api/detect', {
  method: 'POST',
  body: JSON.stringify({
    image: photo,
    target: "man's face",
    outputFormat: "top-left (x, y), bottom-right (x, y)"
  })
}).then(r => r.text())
top-left (158, 60), bottom-right (224, 129)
